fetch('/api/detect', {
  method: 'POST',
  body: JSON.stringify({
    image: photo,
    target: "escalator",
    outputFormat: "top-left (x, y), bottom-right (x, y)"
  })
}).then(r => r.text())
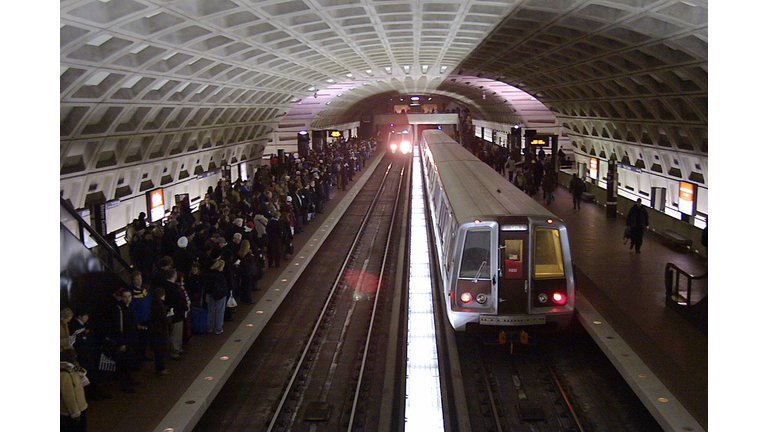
top-left (60, 197), bottom-right (131, 317)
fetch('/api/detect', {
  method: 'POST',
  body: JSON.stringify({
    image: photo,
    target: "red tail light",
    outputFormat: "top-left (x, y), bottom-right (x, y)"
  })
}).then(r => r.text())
top-left (552, 292), bottom-right (566, 305)
top-left (460, 292), bottom-right (473, 304)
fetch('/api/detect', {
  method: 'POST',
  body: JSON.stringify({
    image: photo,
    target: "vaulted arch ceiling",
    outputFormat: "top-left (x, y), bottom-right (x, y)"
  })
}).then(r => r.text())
top-left (60, 0), bottom-right (707, 202)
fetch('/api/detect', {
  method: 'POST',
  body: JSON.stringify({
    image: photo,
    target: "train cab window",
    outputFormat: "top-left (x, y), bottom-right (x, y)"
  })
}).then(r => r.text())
top-left (534, 227), bottom-right (565, 278)
top-left (459, 229), bottom-right (491, 279)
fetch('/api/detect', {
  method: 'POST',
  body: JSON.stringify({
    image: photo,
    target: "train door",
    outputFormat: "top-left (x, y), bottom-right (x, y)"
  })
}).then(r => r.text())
top-left (497, 219), bottom-right (529, 315)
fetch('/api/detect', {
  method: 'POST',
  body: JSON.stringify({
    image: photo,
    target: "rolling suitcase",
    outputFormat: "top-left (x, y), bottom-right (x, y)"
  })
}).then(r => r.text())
top-left (189, 306), bottom-right (208, 334)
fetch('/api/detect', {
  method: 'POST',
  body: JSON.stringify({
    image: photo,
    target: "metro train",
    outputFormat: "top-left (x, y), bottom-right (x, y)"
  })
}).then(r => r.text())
top-left (419, 129), bottom-right (575, 331)
top-left (386, 125), bottom-right (414, 155)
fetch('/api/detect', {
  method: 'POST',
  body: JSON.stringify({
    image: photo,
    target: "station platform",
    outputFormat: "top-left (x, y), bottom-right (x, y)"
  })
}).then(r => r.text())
top-left (80, 159), bottom-right (707, 432)
top-left (84, 151), bottom-right (386, 432)
top-left (544, 184), bottom-right (708, 431)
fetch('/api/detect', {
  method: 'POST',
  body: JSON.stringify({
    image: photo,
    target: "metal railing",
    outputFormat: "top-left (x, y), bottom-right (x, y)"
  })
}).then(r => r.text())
top-left (664, 262), bottom-right (707, 307)
top-left (60, 197), bottom-right (134, 282)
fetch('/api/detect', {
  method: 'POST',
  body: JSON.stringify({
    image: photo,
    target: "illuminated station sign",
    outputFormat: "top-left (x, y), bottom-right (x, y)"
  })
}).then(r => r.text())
top-left (678, 181), bottom-right (696, 216)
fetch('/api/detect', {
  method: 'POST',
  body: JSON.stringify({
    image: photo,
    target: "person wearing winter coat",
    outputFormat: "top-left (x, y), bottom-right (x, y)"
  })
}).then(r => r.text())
top-left (205, 259), bottom-right (229, 334)
top-left (626, 198), bottom-right (650, 253)
top-left (541, 171), bottom-right (557, 205)
top-left (266, 211), bottom-right (285, 268)
top-left (158, 268), bottom-right (189, 359)
top-left (568, 174), bottom-right (586, 210)
top-left (148, 288), bottom-right (171, 375)
top-left (236, 240), bottom-right (261, 305)
top-left (61, 348), bottom-right (89, 432)
top-left (105, 288), bottom-right (139, 393)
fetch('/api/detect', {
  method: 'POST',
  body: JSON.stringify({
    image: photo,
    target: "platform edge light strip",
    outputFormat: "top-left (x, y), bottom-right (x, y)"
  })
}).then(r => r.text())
top-left (405, 143), bottom-right (444, 431)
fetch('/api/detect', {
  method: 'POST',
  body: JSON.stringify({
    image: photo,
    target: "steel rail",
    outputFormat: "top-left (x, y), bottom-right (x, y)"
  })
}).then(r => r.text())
top-left (266, 162), bottom-right (396, 431)
top-left (347, 161), bottom-right (409, 431)
top-left (547, 365), bottom-right (587, 432)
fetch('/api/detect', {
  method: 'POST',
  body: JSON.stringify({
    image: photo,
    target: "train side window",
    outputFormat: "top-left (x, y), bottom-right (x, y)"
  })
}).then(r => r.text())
top-left (459, 229), bottom-right (491, 279)
top-left (534, 227), bottom-right (565, 278)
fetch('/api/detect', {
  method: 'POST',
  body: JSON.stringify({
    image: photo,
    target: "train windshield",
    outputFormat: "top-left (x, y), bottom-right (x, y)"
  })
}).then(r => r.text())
top-left (459, 229), bottom-right (491, 279)
top-left (534, 227), bottom-right (565, 278)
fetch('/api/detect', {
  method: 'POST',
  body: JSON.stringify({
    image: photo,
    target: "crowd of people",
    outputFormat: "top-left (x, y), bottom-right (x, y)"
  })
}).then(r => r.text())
top-left (60, 137), bottom-right (376, 432)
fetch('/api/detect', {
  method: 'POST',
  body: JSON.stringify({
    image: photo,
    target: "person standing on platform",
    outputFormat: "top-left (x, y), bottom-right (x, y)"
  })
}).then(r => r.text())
top-left (541, 170), bottom-right (557, 206)
top-left (127, 271), bottom-right (151, 361)
top-left (626, 198), bottom-right (649, 253)
top-left (160, 268), bottom-right (189, 359)
top-left (148, 288), bottom-right (170, 375)
top-left (505, 156), bottom-right (515, 182)
top-left (205, 259), bottom-right (229, 334)
top-left (568, 174), bottom-right (586, 210)
top-left (106, 288), bottom-right (139, 393)
top-left (60, 348), bottom-right (89, 432)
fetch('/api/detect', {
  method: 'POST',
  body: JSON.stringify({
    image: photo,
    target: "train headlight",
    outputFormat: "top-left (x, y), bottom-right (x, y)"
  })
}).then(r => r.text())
top-left (400, 140), bottom-right (412, 154)
top-left (476, 293), bottom-right (488, 304)
top-left (390, 143), bottom-right (398, 153)
top-left (460, 292), bottom-right (473, 304)
top-left (537, 293), bottom-right (548, 304)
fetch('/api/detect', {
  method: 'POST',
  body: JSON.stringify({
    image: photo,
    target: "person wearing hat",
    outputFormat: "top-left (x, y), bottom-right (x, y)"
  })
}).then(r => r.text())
top-left (172, 236), bottom-right (195, 277)
top-left (150, 255), bottom-right (174, 289)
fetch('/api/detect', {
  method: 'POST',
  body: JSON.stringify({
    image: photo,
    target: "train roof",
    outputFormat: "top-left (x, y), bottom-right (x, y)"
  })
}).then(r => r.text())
top-left (421, 130), bottom-right (558, 223)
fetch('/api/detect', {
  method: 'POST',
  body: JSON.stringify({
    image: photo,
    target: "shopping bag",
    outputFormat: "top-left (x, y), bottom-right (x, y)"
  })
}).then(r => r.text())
top-left (98, 353), bottom-right (116, 372)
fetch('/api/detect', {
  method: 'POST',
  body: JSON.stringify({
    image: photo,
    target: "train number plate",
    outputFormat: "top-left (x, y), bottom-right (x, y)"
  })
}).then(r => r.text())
top-left (479, 315), bottom-right (546, 326)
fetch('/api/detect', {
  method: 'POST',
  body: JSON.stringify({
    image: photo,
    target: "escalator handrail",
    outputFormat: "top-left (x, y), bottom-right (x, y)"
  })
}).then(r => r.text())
top-left (60, 197), bottom-right (134, 273)
top-left (665, 262), bottom-right (707, 281)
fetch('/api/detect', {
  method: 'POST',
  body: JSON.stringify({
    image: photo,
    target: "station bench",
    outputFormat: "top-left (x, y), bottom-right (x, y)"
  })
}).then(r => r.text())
top-left (658, 229), bottom-right (692, 250)
top-left (581, 192), bottom-right (595, 202)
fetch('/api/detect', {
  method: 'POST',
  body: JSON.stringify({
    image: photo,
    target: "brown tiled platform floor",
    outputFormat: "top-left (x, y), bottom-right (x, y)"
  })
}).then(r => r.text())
top-left (545, 185), bottom-right (708, 429)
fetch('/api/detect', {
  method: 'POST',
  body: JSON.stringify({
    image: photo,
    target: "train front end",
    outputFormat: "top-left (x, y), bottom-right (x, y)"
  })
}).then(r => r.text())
top-left (447, 216), bottom-right (575, 331)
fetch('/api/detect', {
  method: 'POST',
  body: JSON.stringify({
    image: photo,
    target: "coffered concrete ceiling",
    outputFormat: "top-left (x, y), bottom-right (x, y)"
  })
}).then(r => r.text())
top-left (60, 0), bottom-right (707, 181)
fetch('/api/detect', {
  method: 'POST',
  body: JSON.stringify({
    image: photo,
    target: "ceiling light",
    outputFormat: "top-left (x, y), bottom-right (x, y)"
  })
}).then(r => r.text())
top-left (403, 65), bottom-right (410, 73)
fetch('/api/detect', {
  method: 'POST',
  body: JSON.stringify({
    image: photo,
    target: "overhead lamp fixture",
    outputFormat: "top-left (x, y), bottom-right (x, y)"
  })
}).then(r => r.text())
top-left (403, 65), bottom-right (410, 73)
top-left (421, 65), bottom-right (429, 74)
top-left (410, 96), bottom-right (420, 101)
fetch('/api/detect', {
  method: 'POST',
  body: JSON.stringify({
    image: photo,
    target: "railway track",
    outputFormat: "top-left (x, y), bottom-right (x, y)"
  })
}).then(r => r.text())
top-left (193, 154), bottom-right (411, 432)
top-left (446, 328), bottom-right (666, 432)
